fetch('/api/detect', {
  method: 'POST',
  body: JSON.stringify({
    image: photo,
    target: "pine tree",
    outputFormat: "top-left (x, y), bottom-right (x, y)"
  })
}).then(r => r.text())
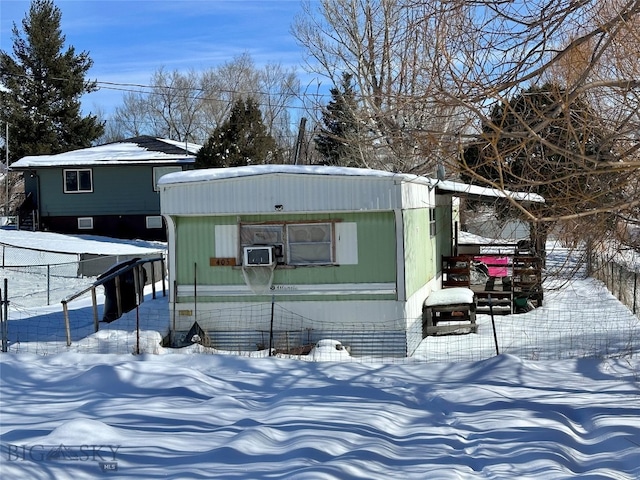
top-left (461, 83), bottom-right (616, 206)
top-left (195, 97), bottom-right (279, 168)
top-left (314, 72), bottom-right (363, 167)
top-left (460, 83), bottom-right (620, 253)
top-left (0, 0), bottom-right (104, 163)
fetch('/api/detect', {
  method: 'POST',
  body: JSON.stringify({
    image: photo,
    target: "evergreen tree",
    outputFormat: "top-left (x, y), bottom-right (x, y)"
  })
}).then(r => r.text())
top-left (0, 0), bottom-right (104, 163)
top-left (195, 97), bottom-right (279, 168)
top-left (460, 83), bottom-right (621, 252)
top-left (461, 83), bottom-right (616, 208)
top-left (314, 72), bottom-right (363, 167)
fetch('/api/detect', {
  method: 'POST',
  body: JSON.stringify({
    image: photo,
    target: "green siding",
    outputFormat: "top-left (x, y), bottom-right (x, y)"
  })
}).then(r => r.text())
top-left (174, 212), bottom-right (397, 300)
top-left (402, 208), bottom-right (435, 298)
top-left (402, 204), bottom-right (453, 298)
top-left (36, 166), bottom-right (161, 216)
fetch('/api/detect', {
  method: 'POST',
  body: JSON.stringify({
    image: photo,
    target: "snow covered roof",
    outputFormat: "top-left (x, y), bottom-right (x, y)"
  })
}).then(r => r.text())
top-left (158, 164), bottom-right (545, 203)
top-left (434, 179), bottom-right (544, 203)
top-left (158, 164), bottom-right (413, 184)
top-left (0, 230), bottom-right (165, 255)
top-left (10, 136), bottom-right (201, 169)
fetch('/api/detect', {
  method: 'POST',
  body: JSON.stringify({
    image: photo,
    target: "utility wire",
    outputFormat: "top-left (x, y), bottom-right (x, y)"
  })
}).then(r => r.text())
top-left (2, 72), bottom-right (331, 114)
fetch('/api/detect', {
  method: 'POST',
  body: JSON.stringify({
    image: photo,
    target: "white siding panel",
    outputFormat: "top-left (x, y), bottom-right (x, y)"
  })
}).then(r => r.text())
top-left (401, 181), bottom-right (434, 209)
top-left (214, 225), bottom-right (238, 257)
top-left (335, 222), bottom-right (358, 265)
top-left (161, 173), bottom-right (426, 215)
top-left (171, 299), bottom-right (407, 331)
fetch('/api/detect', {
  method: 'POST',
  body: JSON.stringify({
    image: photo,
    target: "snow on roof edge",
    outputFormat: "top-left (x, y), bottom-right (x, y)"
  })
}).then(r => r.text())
top-left (157, 164), bottom-right (422, 185)
top-left (11, 138), bottom-right (200, 168)
top-left (158, 165), bottom-right (544, 203)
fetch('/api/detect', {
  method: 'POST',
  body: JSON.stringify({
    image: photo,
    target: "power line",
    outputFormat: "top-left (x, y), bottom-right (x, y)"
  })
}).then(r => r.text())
top-left (3, 72), bottom-right (331, 115)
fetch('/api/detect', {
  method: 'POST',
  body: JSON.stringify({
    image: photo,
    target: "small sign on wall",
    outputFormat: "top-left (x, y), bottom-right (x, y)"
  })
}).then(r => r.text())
top-left (210, 257), bottom-right (237, 267)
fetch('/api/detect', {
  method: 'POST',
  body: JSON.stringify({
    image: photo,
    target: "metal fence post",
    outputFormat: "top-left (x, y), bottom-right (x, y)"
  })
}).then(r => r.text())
top-left (618, 263), bottom-right (623, 301)
top-left (47, 264), bottom-right (51, 306)
top-left (92, 287), bottom-right (99, 333)
top-left (1, 278), bottom-right (8, 352)
top-left (633, 273), bottom-right (637, 314)
top-left (62, 300), bottom-right (72, 347)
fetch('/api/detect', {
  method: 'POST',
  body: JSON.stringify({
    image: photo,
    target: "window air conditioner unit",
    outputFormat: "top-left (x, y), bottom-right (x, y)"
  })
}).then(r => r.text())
top-left (243, 246), bottom-right (275, 266)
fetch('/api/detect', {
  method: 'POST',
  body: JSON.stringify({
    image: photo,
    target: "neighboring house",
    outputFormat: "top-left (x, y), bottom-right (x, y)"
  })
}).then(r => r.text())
top-left (9, 136), bottom-right (200, 241)
top-left (159, 165), bottom-right (543, 357)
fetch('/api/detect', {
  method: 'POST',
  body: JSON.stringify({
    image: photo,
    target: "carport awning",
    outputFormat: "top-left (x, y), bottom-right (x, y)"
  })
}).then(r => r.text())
top-left (433, 179), bottom-right (544, 204)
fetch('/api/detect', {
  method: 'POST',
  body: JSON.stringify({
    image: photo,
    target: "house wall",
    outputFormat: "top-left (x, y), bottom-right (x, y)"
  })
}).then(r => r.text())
top-left (167, 204), bottom-right (448, 357)
top-left (402, 207), bottom-right (436, 298)
top-left (22, 165), bottom-right (187, 239)
top-left (35, 166), bottom-right (161, 216)
top-left (172, 211), bottom-right (398, 302)
top-left (167, 209), bottom-right (410, 356)
top-left (401, 202), bottom-right (453, 355)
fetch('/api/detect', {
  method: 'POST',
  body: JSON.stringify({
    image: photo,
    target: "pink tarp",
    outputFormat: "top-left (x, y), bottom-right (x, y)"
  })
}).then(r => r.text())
top-left (475, 256), bottom-right (509, 277)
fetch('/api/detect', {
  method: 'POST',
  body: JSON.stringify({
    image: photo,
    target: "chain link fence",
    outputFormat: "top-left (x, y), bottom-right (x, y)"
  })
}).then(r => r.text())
top-left (1, 242), bottom-right (163, 306)
top-left (590, 252), bottom-right (640, 315)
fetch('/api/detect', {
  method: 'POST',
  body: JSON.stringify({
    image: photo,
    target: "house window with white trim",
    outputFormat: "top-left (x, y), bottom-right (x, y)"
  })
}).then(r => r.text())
top-left (146, 216), bottom-right (163, 229)
top-left (64, 169), bottom-right (93, 193)
top-left (77, 217), bottom-right (93, 230)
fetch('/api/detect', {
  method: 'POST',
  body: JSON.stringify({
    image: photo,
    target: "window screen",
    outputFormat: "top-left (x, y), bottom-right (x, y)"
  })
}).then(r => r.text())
top-left (286, 223), bottom-right (333, 265)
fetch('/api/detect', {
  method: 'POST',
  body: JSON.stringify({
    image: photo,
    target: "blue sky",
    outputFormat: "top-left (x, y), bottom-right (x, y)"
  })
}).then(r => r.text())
top-left (1, 0), bottom-right (311, 117)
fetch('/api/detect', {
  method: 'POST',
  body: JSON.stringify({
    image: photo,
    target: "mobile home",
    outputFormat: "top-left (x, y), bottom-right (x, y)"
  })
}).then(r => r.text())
top-left (159, 165), bottom-right (458, 356)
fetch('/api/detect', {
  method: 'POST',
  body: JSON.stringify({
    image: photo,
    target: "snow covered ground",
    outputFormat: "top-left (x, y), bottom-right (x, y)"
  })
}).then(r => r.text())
top-left (1, 231), bottom-right (639, 479)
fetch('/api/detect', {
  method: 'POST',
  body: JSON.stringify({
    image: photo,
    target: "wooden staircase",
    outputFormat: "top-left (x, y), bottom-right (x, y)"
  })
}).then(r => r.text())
top-left (16, 193), bottom-right (38, 231)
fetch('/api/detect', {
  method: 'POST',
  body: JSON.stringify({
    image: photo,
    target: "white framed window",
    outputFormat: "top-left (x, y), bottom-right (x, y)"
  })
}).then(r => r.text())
top-left (429, 208), bottom-right (437, 237)
top-left (153, 166), bottom-right (182, 191)
top-left (64, 169), bottom-right (93, 193)
top-left (146, 216), bottom-right (163, 229)
top-left (239, 222), bottom-right (335, 266)
top-left (77, 217), bottom-right (94, 230)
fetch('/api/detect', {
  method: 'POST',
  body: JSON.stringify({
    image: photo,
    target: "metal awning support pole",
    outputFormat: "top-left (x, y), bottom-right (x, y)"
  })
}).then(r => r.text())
top-left (161, 257), bottom-right (166, 297)
top-left (151, 261), bottom-right (157, 299)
